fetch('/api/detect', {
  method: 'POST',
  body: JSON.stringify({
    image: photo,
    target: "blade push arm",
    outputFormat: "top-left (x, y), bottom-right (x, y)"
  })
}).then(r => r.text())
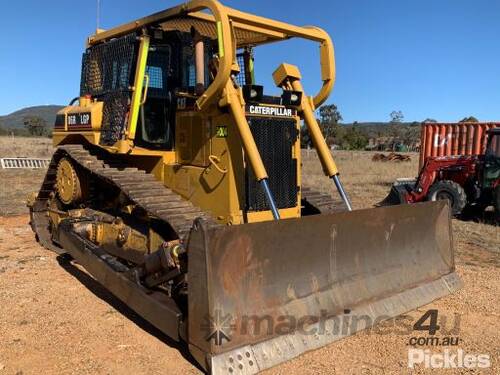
top-left (273, 64), bottom-right (353, 211)
top-left (220, 82), bottom-right (281, 220)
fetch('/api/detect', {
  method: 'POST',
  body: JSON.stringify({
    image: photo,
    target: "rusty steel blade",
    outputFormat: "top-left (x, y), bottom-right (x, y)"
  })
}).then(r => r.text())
top-left (187, 200), bottom-right (462, 374)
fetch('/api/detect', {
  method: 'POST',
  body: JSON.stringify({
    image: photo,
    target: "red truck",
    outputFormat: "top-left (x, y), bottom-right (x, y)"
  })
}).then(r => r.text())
top-left (383, 124), bottom-right (500, 221)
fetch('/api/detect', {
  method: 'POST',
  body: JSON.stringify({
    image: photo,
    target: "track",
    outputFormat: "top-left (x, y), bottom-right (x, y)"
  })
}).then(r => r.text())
top-left (30, 144), bottom-right (218, 255)
top-left (301, 187), bottom-right (348, 214)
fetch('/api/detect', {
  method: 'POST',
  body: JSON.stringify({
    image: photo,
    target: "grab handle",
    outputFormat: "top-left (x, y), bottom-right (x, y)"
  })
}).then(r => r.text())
top-left (140, 74), bottom-right (150, 105)
top-left (208, 155), bottom-right (228, 174)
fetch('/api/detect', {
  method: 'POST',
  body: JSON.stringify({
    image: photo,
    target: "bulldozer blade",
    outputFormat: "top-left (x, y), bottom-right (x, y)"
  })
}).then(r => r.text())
top-left (377, 178), bottom-right (416, 206)
top-left (187, 200), bottom-right (461, 374)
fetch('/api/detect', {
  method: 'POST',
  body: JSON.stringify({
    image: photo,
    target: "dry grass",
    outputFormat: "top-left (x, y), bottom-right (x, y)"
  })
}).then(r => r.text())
top-left (302, 150), bottom-right (419, 208)
top-left (0, 170), bottom-right (47, 216)
top-left (0, 136), bottom-right (53, 216)
top-left (0, 136), bottom-right (53, 159)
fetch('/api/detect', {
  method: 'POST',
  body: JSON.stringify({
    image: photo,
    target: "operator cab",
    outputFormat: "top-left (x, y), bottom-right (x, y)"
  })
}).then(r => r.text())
top-left (134, 27), bottom-right (254, 150)
top-left (133, 25), bottom-right (303, 214)
top-left (79, 21), bottom-right (300, 151)
top-left (135, 29), bottom-right (216, 150)
top-left (134, 25), bottom-right (300, 152)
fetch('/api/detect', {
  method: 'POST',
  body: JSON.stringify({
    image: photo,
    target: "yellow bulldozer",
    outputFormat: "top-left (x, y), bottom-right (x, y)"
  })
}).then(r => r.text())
top-left (29, 1), bottom-right (461, 373)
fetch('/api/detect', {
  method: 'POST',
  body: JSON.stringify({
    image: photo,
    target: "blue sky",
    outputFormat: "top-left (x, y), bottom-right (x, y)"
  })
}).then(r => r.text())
top-left (0, 0), bottom-right (499, 122)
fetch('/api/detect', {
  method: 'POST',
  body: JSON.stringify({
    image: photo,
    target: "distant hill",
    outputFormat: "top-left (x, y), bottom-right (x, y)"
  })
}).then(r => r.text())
top-left (341, 121), bottom-right (421, 130)
top-left (0, 105), bottom-right (64, 129)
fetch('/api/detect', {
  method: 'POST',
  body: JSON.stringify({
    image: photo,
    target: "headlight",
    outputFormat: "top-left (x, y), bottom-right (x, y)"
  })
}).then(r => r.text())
top-left (243, 85), bottom-right (264, 102)
top-left (281, 90), bottom-right (302, 107)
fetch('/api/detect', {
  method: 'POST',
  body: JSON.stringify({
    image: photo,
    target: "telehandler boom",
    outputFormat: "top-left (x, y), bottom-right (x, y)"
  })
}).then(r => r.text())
top-left (29, 1), bottom-right (461, 373)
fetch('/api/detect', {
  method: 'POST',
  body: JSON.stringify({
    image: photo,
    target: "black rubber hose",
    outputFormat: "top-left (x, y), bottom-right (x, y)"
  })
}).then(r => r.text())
top-left (69, 97), bottom-right (80, 106)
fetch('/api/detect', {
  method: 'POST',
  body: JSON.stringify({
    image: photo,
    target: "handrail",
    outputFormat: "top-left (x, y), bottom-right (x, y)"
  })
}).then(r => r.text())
top-left (304, 26), bottom-right (335, 108)
top-left (208, 155), bottom-right (228, 174)
top-left (140, 74), bottom-right (150, 105)
top-left (194, 6), bottom-right (335, 107)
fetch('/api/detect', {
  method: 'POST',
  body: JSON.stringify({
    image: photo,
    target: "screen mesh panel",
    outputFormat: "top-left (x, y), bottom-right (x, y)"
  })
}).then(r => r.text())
top-left (80, 33), bottom-right (137, 145)
top-left (234, 53), bottom-right (247, 87)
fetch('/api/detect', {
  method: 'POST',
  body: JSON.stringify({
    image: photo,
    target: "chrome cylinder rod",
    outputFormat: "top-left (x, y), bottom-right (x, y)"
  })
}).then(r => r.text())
top-left (261, 179), bottom-right (280, 220)
top-left (332, 174), bottom-right (353, 211)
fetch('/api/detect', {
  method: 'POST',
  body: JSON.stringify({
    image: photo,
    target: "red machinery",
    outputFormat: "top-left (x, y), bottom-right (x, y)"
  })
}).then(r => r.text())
top-left (418, 122), bottom-right (499, 168)
top-left (382, 127), bottom-right (500, 220)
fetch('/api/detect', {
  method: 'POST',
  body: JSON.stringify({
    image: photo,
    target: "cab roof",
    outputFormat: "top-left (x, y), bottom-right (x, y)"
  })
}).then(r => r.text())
top-left (159, 12), bottom-right (287, 48)
top-left (88, 4), bottom-right (327, 48)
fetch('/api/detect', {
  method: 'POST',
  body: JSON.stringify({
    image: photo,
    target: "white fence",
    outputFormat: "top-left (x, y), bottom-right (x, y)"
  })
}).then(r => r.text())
top-left (0, 157), bottom-right (51, 169)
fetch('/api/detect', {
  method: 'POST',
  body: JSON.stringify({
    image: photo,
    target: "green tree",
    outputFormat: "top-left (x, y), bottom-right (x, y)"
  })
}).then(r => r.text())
top-left (423, 118), bottom-right (437, 123)
top-left (319, 104), bottom-right (342, 125)
top-left (390, 110), bottom-right (404, 123)
top-left (23, 116), bottom-right (48, 136)
top-left (459, 116), bottom-right (479, 123)
top-left (387, 111), bottom-right (405, 150)
top-left (317, 104), bottom-right (343, 145)
top-left (341, 127), bottom-right (368, 150)
top-left (300, 125), bottom-right (313, 148)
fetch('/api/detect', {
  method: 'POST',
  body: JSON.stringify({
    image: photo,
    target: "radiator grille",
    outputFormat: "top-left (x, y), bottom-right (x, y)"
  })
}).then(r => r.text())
top-left (246, 117), bottom-right (298, 211)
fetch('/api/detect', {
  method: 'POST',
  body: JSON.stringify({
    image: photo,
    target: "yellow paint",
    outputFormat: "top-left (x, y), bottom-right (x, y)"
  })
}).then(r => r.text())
top-left (224, 82), bottom-right (268, 181)
top-left (54, 100), bottom-right (103, 135)
top-left (288, 70), bottom-right (339, 177)
top-left (273, 63), bottom-right (302, 86)
top-left (53, 131), bottom-right (100, 147)
top-left (127, 36), bottom-right (150, 141)
top-left (56, 158), bottom-right (80, 204)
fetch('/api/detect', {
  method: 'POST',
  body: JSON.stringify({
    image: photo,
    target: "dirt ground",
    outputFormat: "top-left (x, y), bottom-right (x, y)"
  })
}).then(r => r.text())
top-left (0, 138), bottom-right (498, 374)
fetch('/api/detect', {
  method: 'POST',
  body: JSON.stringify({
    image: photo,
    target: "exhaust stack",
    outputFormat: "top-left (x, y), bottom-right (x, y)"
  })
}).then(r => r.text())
top-left (192, 27), bottom-right (205, 95)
